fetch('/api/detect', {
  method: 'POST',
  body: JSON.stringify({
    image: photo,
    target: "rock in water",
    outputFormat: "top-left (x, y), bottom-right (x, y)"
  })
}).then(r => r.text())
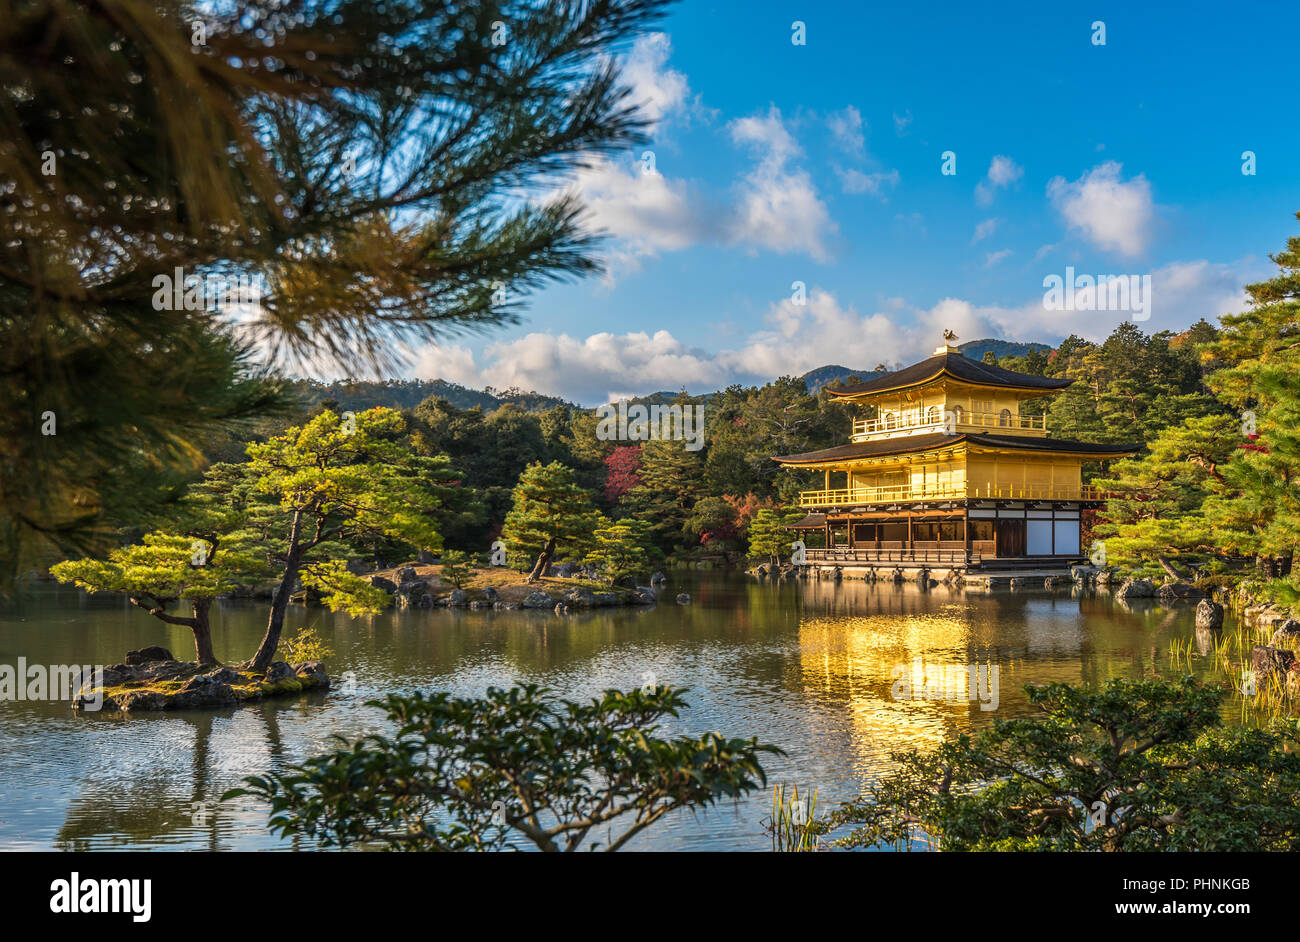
top-left (293, 661), bottom-right (330, 686)
top-left (265, 662), bottom-right (295, 683)
top-left (1251, 644), bottom-right (1296, 679)
top-left (1114, 578), bottom-right (1155, 601)
top-left (1158, 582), bottom-right (1206, 603)
top-left (1270, 618), bottom-right (1300, 646)
top-left (676, 593), bottom-right (691, 604)
top-left (1195, 599), bottom-right (1225, 631)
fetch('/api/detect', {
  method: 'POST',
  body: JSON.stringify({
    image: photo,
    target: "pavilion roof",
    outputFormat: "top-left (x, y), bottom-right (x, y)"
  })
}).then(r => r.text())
top-left (828, 352), bottom-right (1072, 398)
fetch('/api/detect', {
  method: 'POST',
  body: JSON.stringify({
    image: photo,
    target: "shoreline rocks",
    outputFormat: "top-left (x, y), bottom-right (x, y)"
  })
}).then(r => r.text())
top-left (1157, 581), bottom-right (1206, 604)
top-left (1114, 578), bottom-right (1156, 602)
top-left (77, 655), bottom-right (331, 713)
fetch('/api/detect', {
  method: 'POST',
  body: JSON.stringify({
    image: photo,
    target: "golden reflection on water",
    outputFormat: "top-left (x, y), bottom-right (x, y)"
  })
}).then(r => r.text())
top-left (796, 609), bottom-right (1006, 756)
top-left (789, 580), bottom-right (1106, 760)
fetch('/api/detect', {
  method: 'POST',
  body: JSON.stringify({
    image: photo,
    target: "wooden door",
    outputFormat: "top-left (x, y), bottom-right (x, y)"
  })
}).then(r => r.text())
top-left (995, 518), bottom-right (1025, 558)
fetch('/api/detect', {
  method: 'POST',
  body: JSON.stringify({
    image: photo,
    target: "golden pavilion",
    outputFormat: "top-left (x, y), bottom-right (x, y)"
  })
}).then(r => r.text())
top-left (773, 339), bottom-right (1138, 573)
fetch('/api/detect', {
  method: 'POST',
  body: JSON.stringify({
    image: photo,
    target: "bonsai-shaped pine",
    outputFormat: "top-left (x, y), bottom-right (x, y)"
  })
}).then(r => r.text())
top-left (225, 684), bottom-right (780, 851)
top-left (55, 407), bottom-right (457, 671)
top-left (746, 508), bottom-right (805, 565)
top-left (437, 550), bottom-right (475, 589)
top-left (822, 677), bottom-right (1300, 852)
top-left (501, 462), bottom-right (601, 582)
top-left (236, 408), bottom-right (456, 671)
top-left (584, 518), bottom-right (662, 585)
top-left (52, 532), bottom-right (270, 668)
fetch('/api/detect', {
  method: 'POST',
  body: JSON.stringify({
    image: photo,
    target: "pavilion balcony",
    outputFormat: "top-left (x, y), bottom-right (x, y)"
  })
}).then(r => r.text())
top-left (804, 546), bottom-right (982, 566)
top-left (796, 482), bottom-right (1104, 508)
top-left (850, 410), bottom-right (1047, 442)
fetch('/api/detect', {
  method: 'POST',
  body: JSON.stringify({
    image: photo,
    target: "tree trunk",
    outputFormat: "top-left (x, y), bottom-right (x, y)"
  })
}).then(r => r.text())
top-left (248, 510), bottom-right (304, 672)
top-left (192, 598), bottom-right (218, 668)
top-left (1155, 555), bottom-right (1184, 582)
top-left (526, 538), bottom-right (556, 583)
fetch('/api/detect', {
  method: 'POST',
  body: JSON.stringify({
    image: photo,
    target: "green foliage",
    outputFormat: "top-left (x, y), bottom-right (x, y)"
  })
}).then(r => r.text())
top-left (225, 684), bottom-right (780, 852)
top-left (684, 496), bottom-right (740, 547)
top-left (763, 784), bottom-right (820, 852)
top-left (825, 677), bottom-right (1300, 851)
top-left (614, 393), bottom-right (710, 553)
top-left (704, 377), bottom-right (850, 501)
top-left (55, 407), bottom-right (456, 666)
top-left (501, 461), bottom-right (601, 577)
top-left (1096, 215), bottom-right (1300, 584)
top-left (51, 532), bottom-right (267, 604)
top-left (584, 518), bottom-right (662, 584)
top-left (279, 624), bottom-right (334, 664)
top-left (1046, 322), bottom-right (1219, 451)
top-left (438, 550), bottom-right (474, 589)
top-left (3, 0), bottom-right (671, 587)
top-left (747, 508), bottom-right (805, 563)
top-left (1092, 413), bottom-right (1240, 577)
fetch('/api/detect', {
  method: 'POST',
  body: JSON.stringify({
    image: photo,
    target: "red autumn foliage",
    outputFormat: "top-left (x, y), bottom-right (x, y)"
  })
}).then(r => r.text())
top-left (603, 445), bottom-right (643, 502)
top-left (724, 493), bottom-right (778, 536)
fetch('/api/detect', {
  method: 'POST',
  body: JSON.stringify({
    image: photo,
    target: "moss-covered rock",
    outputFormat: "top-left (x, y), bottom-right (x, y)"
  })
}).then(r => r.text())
top-left (76, 658), bottom-right (330, 713)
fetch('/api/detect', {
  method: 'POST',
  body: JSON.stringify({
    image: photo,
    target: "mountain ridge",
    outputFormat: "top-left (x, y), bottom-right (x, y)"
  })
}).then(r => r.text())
top-left (296, 338), bottom-right (1057, 413)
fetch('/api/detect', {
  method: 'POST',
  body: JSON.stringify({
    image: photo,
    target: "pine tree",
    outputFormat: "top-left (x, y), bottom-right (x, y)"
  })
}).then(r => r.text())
top-left (501, 462), bottom-right (601, 582)
top-left (56, 407), bottom-right (455, 668)
top-left (1092, 414), bottom-right (1239, 578)
top-left (747, 508), bottom-right (804, 565)
top-left (1198, 213), bottom-right (1300, 579)
top-left (2, 0), bottom-right (672, 584)
top-left (585, 519), bottom-right (661, 585)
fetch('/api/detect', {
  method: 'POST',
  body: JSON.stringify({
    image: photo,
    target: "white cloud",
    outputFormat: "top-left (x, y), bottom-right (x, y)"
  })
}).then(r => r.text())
top-left (1047, 161), bottom-right (1155, 257)
top-left (576, 158), bottom-right (717, 272)
top-left (823, 105), bottom-right (901, 200)
top-left (826, 105), bottom-right (865, 156)
top-left (984, 249), bottom-right (1013, 268)
top-left (975, 155), bottom-right (1023, 206)
top-left (837, 167), bottom-right (899, 198)
top-left (726, 106), bottom-right (838, 261)
top-left (972, 218), bottom-right (1000, 243)
top-left (729, 106), bottom-right (800, 165)
top-left (893, 110), bottom-right (912, 136)
top-left (402, 258), bottom-right (1263, 403)
top-left (620, 33), bottom-right (713, 127)
top-left (573, 104), bottom-right (838, 276)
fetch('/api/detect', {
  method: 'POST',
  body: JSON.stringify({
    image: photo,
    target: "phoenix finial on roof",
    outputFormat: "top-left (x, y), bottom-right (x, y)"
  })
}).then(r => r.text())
top-left (942, 328), bottom-right (958, 344)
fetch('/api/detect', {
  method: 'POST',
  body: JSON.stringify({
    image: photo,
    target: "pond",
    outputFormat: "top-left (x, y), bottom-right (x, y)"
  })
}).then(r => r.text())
top-left (0, 572), bottom-right (1234, 851)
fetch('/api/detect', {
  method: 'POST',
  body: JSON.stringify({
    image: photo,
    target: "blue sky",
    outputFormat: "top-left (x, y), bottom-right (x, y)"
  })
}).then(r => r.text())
top-left (405, 0), bottom-right (1300, 405)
